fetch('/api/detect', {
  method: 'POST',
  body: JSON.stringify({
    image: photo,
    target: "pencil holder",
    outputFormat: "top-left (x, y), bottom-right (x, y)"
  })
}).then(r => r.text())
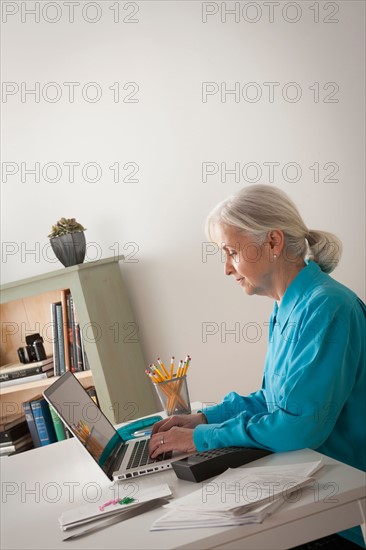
top-left (153, 376), bottom-right (191, 416)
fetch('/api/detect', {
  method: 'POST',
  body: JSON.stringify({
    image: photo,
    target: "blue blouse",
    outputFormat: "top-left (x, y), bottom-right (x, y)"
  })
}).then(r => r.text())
top-left (193, 260), bottom-right (366, 546)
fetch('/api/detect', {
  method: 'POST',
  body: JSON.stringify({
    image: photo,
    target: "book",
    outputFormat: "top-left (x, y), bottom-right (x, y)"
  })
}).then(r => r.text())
top-left (55, 303), bottom-right (66, 374)
top-left (0, 412), bottom-right (26, 432)
top-left (74, 322), bottom-right (84, 371)
top-left (80, 327), bottom-right (90, 370)
top-left (0, 432), bottom-right (30, 447)
top-left (0, 419), bottom-right (30, 444)
top-left (69, 295), bottom-right (80, 371)
top-left (51, 302), bottom-right (60, 376)
top-left (49, 405), bottom-right (67, 441)
top-left (30, 397), bottom-right (57, 446)
top-left (6, 441), bottom-right (34, 457)
top-left (61, 289), bottom-right (71, 371)
top-left (66, 292), bottom-right (75, 372)
top-left (65, 428), bottom-right (73, 438)
top-left (0, 371), bottom-right (54, 388)
top-left (0, 433), bottom-right (33, 455)
top-left (22, 398), bottom-right (42, 448)
top-left (0, 358), bottom-right (54, 382)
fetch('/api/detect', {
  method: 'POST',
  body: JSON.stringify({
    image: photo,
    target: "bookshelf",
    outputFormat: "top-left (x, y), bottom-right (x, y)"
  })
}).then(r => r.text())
top-left (0, 256), bottom-right (157, 424)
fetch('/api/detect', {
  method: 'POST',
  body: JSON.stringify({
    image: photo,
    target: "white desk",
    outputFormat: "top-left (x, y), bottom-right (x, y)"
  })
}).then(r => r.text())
top-left (1, 413), bottom-right (365, 550)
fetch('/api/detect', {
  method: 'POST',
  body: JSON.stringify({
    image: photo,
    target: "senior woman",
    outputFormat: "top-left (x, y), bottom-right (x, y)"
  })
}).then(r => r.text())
top-left (149, 185), bottom-right (366, 548)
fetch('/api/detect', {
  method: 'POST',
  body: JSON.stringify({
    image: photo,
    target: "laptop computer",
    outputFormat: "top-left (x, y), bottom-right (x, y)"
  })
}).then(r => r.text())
top-left (43, 371), bottom-right (192, 481)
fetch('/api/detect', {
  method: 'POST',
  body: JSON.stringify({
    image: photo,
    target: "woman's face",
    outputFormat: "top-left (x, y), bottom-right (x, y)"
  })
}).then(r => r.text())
top-left (214, 224), bottom-right (278, 298)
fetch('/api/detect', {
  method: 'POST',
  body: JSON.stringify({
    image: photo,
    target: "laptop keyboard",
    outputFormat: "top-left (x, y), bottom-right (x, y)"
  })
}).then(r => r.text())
top-left (126, 439), bottom-right (171, 470)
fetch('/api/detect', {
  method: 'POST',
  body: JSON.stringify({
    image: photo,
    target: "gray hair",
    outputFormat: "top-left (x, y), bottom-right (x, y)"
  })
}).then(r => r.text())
top-left (205, 184), bottom-right (342, 274)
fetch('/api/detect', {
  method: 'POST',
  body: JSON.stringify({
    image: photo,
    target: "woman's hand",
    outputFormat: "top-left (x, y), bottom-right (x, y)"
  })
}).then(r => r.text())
top-left (149, 427), bottom-right (196, 459)
top-left (148, 413), bottom-right (207, 458)
top-left (151, 413), bottom-right (207, 435)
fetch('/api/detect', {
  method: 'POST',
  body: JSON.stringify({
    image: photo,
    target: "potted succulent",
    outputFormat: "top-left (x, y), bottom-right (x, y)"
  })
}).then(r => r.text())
top-left (48, 217), bottom-right (87, 267)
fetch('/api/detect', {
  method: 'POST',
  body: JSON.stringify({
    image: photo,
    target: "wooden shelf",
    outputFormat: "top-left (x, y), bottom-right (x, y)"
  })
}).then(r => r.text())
top-left (0, 370), bottom-right (93, 397)
top-left (0, 256), bottom-right (157, 423)
top-left (0, 371), bottom-right (95, 419)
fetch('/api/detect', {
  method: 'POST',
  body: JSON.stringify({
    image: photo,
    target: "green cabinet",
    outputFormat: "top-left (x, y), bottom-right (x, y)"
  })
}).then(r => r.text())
top-left (0, 256), bottom-right (157, 423)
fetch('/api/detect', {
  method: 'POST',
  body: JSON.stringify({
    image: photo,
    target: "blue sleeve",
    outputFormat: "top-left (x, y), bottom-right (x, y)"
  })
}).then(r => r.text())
top-left (194, 298), bottom-right (364, 452)
top-left (200, 389), bottom-right (267, 424)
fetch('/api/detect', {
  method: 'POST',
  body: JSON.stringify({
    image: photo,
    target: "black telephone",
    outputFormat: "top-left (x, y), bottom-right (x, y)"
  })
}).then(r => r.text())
top-left (172, 446), bottom-right (272, 482)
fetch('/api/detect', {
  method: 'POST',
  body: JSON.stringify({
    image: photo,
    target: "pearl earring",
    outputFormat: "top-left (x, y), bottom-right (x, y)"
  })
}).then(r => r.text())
top-left (273, 254), bottom-right (277, 259)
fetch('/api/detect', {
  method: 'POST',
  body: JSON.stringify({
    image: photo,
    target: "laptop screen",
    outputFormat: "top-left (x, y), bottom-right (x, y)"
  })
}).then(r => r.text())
top-left (44, 372), bottom-right (124, 479)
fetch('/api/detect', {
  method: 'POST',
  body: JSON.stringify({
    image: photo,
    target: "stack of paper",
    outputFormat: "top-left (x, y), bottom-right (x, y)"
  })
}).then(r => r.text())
top-left (151, 460), bottom-right (323, 531)
top-left (59, 483), bottom-right (172, 540)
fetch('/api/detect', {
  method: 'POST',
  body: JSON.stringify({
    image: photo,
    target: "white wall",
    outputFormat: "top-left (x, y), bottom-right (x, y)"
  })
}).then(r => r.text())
top-left (2, 1), bottom-right (365, 409)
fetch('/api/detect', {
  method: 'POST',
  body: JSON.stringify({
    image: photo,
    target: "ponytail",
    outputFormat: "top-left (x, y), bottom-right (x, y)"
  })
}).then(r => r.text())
top-left (306, 230), bottom-right (342, 274)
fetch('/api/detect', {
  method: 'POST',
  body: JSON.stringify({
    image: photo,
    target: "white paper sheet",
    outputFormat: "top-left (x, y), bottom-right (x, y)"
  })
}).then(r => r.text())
top-left (60, 483), bottom-right (172, 530)
top-left (150, 459), bottom-right (323, 531)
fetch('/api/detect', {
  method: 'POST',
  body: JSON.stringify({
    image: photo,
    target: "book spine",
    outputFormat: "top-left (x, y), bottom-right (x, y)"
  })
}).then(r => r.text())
top-left (75, 323), bottom-right (84, 371)
top-left (51, 302), bottom-right (60, 376)
top-left (0, 422), bottom-right (29, 444)
top-left (0, 440), bottom-right (33, 455)
top-left (22, 401), bottom-right (42, 448)
top-left (69, 295), bottom-right (79, 372)
top-left (64, 427), bottom-right (73, 439)
top-left (0, 444), bottom-right (16, 455)
top-left (66, 293), bottom-right (75, 372)
top-left (55, 304), bottom-right (66, 375)
top-left (49, 405), bottom-right (67, 442)
top-left (30, 399), bottom-right (57, 446)
top-left (60, 289), bottom-right (71, 371)
top-left (80, 327), bottom-right (90, 370)
top-left (0, 434), bottom-right (32, 451)
top-left (0, 372), bottom-right (50, 388)
top-left (83, 351), bottom-right (90, 371)
top-left (0, 365), bottom-right (46, 382)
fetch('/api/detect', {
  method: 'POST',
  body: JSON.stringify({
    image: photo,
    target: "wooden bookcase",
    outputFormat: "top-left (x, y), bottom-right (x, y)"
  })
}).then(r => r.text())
top-left (0, 256), bottom-right (157, 424)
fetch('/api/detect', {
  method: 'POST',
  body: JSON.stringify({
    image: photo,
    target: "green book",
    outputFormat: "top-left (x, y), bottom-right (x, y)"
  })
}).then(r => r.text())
top-left (49, 405), bottom-right (66, 442)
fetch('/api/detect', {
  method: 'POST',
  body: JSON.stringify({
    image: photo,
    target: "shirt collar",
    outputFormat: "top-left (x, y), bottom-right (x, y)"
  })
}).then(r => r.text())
top-left (273, 260), bottom-right (323, 333)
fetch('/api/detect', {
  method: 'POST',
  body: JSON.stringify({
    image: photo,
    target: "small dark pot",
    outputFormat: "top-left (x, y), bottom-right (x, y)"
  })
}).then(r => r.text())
top-left (50, 232), bottom-right (86, 267)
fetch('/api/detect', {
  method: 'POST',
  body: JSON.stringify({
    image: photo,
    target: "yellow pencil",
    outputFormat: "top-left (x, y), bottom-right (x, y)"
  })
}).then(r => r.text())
top-left (157, 357), bottom-right (170, 379)
top-left (152, 362), bottom-right (167, 380)
top-left (149, 364), bottom-right (165, 382)
top-left (145, 368), bottom-right (160, 383)
top-left (182, 355), bottom-right (191, 376)
top-left (170, 356), bottom-right (175, 379)
top-left (177, 359), bottom-right (183, 378)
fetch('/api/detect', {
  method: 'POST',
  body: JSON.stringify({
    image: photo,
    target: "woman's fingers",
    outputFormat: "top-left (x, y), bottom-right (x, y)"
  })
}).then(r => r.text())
top-left (151, 416), bottom-right (179, 435)
top-left (151, 416), bottom-right (178, 434)
top-left (149, 427), bottom-right (196, 458)
top-left (151, 414), bottom-right (194, 435)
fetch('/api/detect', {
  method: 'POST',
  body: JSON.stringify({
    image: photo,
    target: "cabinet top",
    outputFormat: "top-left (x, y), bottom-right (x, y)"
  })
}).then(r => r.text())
top-left (0, 255), bottom-right (125, 293)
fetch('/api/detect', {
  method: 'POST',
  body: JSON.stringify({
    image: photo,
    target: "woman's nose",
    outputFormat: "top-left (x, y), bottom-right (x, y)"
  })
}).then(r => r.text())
top-left (224, 257), bottom-right (235, 276)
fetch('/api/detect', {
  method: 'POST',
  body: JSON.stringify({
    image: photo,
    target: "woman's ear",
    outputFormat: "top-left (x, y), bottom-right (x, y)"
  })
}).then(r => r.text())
top-left (268, 230), bottom-right (284, 252)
